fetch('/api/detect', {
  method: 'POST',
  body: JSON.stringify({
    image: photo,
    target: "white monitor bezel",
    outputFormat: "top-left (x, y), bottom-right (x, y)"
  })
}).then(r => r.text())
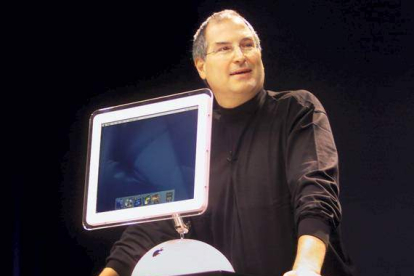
top-left (83, 89), bottom-right (213, 230)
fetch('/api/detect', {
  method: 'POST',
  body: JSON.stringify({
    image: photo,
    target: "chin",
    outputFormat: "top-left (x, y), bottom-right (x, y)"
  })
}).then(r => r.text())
top-left (231, 83), bottom-right (260, 95)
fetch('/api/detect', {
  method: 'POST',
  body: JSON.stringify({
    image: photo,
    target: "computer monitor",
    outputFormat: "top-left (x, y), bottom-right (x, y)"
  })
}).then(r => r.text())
top-left (83, 88), bottom-right (213, 230)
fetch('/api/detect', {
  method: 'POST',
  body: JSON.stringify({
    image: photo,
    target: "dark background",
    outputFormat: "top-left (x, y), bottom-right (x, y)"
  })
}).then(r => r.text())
top-left (11, 1), bottom-right (413, 275)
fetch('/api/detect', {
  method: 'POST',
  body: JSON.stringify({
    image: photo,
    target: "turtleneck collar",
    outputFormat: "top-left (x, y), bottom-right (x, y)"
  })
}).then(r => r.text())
top-left (213, 89), bottom-right (266, 121)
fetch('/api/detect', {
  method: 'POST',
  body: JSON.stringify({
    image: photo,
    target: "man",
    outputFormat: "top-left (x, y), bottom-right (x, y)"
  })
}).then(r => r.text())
top-left (99, 10), bottom-right (353, 276)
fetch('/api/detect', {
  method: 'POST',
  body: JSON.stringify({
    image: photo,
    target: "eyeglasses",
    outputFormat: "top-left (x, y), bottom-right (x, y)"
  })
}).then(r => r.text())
top-left (206, 41), bottom-right (258, 57)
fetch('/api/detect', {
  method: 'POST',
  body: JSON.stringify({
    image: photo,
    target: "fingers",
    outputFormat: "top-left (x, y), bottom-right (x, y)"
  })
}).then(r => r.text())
top-left (283, 270), bottom-right (321, 276)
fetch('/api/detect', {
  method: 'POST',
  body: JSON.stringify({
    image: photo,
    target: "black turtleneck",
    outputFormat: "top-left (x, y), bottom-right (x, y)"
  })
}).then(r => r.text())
top-left (106, 90), bottom-right (354, 276)
top-left (212, 90), bottom-right (266, 162)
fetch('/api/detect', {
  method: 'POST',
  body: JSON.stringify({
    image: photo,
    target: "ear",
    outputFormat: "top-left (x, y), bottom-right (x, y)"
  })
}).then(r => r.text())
top-left (195, 58), bottom-right (206, 80)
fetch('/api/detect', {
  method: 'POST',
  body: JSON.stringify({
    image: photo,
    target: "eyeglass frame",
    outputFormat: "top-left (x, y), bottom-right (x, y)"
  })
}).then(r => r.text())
top-left (205, 38), bottom-right (259, 57)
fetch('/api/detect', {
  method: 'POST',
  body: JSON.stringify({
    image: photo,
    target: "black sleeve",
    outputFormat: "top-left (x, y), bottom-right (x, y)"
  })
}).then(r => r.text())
top-left (284, 90), bottom-right (342, 245)
top-left (106, 220), bottom-right (178, 276)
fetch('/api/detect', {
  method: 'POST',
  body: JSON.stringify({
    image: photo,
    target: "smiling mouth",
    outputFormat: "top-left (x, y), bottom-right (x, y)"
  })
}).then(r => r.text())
top-left (230, 69), bottom-right (252, 76)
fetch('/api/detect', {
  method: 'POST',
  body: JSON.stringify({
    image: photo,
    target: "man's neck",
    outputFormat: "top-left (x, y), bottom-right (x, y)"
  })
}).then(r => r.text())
top-left (214, 89), bottom-right (262, 108)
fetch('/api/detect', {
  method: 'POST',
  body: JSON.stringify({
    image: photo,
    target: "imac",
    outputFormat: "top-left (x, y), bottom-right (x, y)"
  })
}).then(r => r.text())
top-left (83, 88), bottom-right (235, 276)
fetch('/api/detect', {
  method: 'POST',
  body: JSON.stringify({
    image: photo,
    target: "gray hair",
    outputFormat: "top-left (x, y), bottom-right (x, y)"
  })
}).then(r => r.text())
top-left (192, 10), bottom-right (261, 62)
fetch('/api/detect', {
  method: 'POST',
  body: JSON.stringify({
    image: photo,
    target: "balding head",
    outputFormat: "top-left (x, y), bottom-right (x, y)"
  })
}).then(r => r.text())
top-left (192, 10), bottom-right (261, 62)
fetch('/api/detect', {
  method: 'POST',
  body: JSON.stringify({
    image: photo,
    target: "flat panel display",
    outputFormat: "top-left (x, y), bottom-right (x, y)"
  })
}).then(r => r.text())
top-left (83, 89), bottom-right (213, 230)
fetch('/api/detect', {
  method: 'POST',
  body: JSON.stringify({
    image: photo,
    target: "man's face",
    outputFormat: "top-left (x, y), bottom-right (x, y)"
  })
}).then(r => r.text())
top-left (195, 16), bottom-right (265, 106)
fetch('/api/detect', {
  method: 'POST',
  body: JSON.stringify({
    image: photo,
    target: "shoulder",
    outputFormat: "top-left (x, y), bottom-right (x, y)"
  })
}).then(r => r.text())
top-left (265, 89), bottom-right (326, 113)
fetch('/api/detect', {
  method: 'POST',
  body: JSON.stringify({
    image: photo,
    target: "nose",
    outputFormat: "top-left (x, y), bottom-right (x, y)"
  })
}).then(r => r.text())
top-left (232, 46), bottom-right (246, 63)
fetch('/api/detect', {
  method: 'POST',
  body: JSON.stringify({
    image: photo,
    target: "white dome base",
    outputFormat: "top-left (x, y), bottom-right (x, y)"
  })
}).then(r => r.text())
top-left (131, 239), bottom-right (234, 276)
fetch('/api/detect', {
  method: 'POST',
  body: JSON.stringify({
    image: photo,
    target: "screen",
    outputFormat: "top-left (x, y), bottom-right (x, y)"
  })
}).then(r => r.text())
top-left (96, 107), bottom-right (198, 213)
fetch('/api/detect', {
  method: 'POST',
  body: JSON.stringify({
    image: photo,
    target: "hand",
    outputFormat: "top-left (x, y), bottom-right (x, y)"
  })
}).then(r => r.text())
top-left (98, 267), bottom-right (120, 276)
top-left (283, 269), bottom-right (321, 276)
top-left (288, 235), bottom-right (326, 276)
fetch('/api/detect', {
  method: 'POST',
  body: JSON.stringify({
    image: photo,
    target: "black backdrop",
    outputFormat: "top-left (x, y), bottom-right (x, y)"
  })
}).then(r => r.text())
top-left (11, 1), bottom-right (414, 276)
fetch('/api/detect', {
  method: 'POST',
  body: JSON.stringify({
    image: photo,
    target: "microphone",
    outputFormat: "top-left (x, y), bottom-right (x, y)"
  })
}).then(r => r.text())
top-left (227, 151), bottom-right (237, 162)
